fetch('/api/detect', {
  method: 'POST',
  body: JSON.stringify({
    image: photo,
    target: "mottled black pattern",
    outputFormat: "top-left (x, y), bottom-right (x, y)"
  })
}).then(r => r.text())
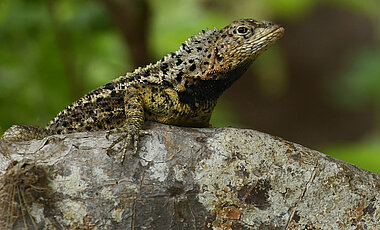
top-left (2, 19), bottom-right (284, 161)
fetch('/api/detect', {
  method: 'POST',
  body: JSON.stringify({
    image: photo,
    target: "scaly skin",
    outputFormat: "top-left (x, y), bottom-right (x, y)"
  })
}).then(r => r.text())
top-left (2, 19), bottom-right (284, 162)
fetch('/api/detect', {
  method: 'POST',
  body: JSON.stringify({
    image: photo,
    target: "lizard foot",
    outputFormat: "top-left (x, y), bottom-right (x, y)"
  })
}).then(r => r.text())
top-left (106, 130), bottom-right (151, 164)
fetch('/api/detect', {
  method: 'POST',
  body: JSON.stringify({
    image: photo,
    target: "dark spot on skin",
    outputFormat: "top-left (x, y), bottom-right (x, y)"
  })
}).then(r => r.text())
top-left (87, 110), bottom-right (94, 115)
top-left (161, 63), bottom-right (168, 70)
top-left (97, 124), bottom-right (103, 129)
top-left (204, 48), bottom-right (208, 52)
top-left (83, 102), bottom-right (91, 108)
top-left (176, 72), bottom-right (184, 82)
top-left (162, 80), bottom-right (173, 87)
top-left (151, 87), bottom-right (157, 93)
top-left (207, 54), bottom-right (212, 58)
top-left (233, 30), bottom-right (236, 34)
top-left (176, 59), bottom-right (183, 66)
top-left (161, 63), bottom-right (168, 75)
top-left (204, 61), bottom-right (209, 65)
top-left (189, 64), bottom-right (196, 71)
top-left (202, 29), bottom-right (205, 34)
top-left (221, 45), bottom-right (224, 48)
top-left (197, 47), bottom-right (202, 51)
top-left (85, 126), bottom-right (92, 131)
top-left (121, 76), bottom-right (135, 83)
top-left (142, 70), bottom-right (150, 77)
top-left (96, 97), bottom-right (103, 103)
top-left (171, 52), bottom-right (176, 57)
top-left (111, 91), bottom-right (117, 97)
top-left (228, 33), bottom-right (233, 37)
top-left (104, 83), bottom-right (114, 90)
top-left (189, 59), bottom-right (194, 63)
top-left (221, 34), bottom-right (227, 38)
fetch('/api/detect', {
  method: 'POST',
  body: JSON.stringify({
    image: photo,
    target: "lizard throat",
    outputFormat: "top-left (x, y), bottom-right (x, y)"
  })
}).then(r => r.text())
top-left (177, 60), bottom-right (252, 107)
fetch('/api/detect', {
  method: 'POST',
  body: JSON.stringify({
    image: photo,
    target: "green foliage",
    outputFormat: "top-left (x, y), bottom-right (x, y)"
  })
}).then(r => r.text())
top-left (322, 143), bottom-right (380, 174)
top-left (0, 0), bottom-right (128, 132)
top-left (0, 0), bottom-right (379, 173)
top-left (333, 49), bottom-right (380, 109)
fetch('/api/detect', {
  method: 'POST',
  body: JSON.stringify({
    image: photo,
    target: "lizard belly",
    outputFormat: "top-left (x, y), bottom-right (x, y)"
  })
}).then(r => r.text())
top-left (147, 111), bottom-right (212, 128)
top-left (142, 87), bottom-right (214, 127)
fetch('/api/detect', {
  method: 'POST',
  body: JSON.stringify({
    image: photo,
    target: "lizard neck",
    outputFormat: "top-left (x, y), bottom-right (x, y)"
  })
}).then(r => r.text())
top-left (176, 60), bottom-right (252, 106)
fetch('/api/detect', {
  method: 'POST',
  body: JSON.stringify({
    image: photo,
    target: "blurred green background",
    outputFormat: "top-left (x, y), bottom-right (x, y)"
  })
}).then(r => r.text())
top-left (0, 0), bottom-right (379, 173)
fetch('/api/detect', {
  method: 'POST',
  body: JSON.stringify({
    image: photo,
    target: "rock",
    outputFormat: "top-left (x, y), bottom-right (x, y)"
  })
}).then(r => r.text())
top-left (0, 122), bottom-right (379, 229)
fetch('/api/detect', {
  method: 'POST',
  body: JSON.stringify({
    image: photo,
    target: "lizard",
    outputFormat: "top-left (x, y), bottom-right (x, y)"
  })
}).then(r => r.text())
top-left (1, 19), bottom-right (284, 162)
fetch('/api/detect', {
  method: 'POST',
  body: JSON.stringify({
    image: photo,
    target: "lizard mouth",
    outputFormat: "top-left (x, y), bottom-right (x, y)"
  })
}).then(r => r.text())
top-left (272, 25), bottom-right (285, 37)
top-left (253, 25), bottom-right (285, 48)
top-left (263, 25), bottom-right (285, 40)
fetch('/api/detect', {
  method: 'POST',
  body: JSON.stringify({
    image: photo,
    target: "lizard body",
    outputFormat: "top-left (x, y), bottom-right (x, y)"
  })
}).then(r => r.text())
top-left (2, 19), bottom-right (284, 161)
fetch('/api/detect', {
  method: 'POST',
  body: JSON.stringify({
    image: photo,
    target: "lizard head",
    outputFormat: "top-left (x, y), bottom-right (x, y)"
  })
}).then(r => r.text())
top-left (161, 19), bottom-right (284, 102)
top-left (211, 19), bottom-right (285, 76)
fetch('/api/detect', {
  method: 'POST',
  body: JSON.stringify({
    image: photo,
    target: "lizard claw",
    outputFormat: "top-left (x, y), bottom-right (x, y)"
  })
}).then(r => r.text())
top-left (139, 130), bottom-right (151, 136)
top-left (105, 131), bottom-right (112, 140)
top-left (120, 130), bottom-right (150, 164)
top-left (107, 129), bottom-right (150, 164)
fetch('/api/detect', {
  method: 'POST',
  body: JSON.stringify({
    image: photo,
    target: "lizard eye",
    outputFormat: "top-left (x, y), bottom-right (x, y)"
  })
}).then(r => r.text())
top-left (237, 26), bottom-right (249, 35)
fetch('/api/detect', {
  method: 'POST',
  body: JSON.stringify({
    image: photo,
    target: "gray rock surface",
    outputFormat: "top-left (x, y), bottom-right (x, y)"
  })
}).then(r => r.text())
top-left (0, 122), bottom-right (379, 229)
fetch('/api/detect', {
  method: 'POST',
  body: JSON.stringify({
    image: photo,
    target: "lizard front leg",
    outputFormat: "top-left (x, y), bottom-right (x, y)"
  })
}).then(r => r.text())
top-left (106, 87), bottom-right (147, 163)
